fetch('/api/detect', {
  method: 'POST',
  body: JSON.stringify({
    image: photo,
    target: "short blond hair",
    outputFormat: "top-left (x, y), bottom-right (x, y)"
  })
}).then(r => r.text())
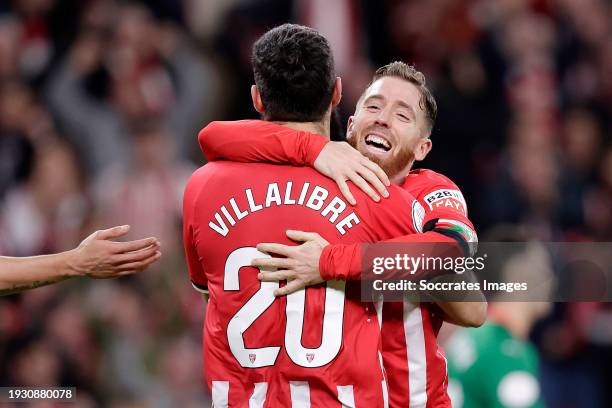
top-left (360, 61), bottom-right (437, 136)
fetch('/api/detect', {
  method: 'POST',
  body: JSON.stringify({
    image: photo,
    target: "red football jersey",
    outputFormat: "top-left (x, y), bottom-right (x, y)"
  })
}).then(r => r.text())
top-left (378, 170), bottom-right (476, 408)
top-left (196, 121), bottom-right (479, 408)
top-left (183, 160), bottom-right (420, 407)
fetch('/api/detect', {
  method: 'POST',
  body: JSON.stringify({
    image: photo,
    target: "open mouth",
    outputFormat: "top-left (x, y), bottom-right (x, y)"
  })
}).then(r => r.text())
top-left (365, 134), bottom-right (392, 152)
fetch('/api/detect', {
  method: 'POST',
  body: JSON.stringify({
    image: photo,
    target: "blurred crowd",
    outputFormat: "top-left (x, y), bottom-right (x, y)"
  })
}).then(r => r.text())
top-left (0, 0), bottom-right (610, 406)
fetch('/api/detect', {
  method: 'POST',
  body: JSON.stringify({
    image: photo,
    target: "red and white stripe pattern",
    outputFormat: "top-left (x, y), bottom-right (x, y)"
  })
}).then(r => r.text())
top-left (380, 300), bottom-right (451, 408)
top-left (210, 380), bottom-right (366, 407)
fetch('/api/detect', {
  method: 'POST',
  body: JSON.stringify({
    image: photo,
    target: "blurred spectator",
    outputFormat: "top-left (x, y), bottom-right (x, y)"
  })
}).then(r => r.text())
top-left (93, 119), bottom-right (193, 256)
top-left (153, 335), bottom-right (211, 407)
top-left (297, 0), bottom-right (374, 113)
top-left (46, 2), bottom-right (214, 176)
top-left (557, 107), bottom-right (603, 231)
top-left (583, 146), bottom-right (612, 240)
top-left (0, 16), bottom-right (22, 80)
top-left (11, 339), bottom-right (62, 386)
top-left (0, 140), bottom-right (86, 255)
top-left (0, 79), bottom-right (35, 198)
top-left (213, 0), bottom-right (292, 120)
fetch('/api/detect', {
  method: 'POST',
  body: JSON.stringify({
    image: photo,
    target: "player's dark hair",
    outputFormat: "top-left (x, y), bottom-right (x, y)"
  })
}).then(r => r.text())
top-left (361, 61), bottom-right (437, 137)
top-left (252, 24), bottom-right (336, 122)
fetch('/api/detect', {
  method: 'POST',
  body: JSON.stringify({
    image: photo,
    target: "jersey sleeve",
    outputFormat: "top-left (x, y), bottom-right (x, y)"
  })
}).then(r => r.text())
top-left (182, 174), bottom-right (208, 294)
top-left (408, 171), bottom-right (478, 252)
top-left (198, 120), bottom-right (328, 166)
top-left (319, 230), bottom-right (461, 281)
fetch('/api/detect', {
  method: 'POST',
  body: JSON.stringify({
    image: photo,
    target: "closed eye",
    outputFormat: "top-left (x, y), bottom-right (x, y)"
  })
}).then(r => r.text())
top-left (398, 113), bottom-right (410, 121)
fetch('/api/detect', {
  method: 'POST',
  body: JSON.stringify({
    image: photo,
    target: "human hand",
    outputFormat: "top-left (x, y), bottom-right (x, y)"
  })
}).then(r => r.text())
top-left (252, 230), bottom-right (329, 296)
top-left (314, 141), bottom-right (390, 205)
top-left (70, 225), bottom-right (161, 278)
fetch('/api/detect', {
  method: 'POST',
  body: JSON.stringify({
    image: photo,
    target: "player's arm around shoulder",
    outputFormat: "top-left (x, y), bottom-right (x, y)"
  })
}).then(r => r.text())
top-left (198, 119), bottom-right (328, 165)
top-left (198, 120), bottom-right (263, 161)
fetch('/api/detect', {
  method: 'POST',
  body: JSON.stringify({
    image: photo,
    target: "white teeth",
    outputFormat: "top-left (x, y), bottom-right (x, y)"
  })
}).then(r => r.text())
top-left (365, 134), bottom-right (391, 150)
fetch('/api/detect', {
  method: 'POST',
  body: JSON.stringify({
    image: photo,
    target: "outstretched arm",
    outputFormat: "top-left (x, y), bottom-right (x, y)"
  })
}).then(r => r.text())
top-left (0, 225), bottom-right (161, 295)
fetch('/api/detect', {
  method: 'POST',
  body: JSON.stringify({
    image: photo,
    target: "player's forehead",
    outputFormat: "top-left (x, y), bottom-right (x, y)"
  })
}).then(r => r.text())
top-left (361, 76), bottom-right (424, 113)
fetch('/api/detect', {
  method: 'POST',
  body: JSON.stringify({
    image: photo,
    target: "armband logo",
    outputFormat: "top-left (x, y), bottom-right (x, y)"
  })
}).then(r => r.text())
top-left (249, 354), bottom-right (257, 363)
top-left (423, 189), bottom-right (467, 214)
top-left (306, 353), bottom-right (315, 363)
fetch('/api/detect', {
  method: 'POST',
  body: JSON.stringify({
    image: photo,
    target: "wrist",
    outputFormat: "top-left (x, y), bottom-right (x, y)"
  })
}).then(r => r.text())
top-left (64, 249), bottom-right (86, 277)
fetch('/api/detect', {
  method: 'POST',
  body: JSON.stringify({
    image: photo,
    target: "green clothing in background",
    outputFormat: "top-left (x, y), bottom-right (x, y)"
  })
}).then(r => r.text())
top-left (446, 322), bottom-right (544, 408)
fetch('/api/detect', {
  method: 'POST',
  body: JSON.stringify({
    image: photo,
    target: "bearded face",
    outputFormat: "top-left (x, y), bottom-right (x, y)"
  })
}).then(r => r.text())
top-left (346, 77), bottom-right (430, 182)
top-left (347, 127), bottom-right (414, 180)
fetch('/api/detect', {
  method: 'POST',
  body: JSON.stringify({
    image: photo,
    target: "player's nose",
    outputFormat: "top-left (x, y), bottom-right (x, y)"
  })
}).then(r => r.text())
top-left (373, 108), bottom-right (391, 128)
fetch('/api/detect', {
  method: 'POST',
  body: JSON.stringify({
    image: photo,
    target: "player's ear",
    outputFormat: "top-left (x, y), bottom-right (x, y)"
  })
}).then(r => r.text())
top-left (331, 77), bottom-right (342, 108)
top-left (414, 137), bottom-right (432, 161)
top-left (251, 85), bottom-right (265, 114)
top-left (346, 116), bottom-right (355, 140)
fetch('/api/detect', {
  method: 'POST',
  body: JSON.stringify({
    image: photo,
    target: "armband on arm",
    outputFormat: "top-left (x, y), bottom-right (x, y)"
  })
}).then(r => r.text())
top-left (422, 210), bottom-right (478, 257)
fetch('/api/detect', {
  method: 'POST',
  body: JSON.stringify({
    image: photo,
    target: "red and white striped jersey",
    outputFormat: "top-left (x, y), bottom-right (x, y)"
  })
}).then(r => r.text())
top-left (379, 169), bottom-right (476, 408)
top-left (183, 160), bottom-right (421, 407)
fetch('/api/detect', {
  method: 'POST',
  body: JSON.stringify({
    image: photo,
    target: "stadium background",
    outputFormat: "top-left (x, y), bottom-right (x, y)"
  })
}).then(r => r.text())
top-left (0, 0), bottom-right (610, 406)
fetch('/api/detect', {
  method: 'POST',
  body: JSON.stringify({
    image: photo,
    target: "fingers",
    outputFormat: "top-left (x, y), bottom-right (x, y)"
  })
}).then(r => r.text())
top-left (256, 243), bottom-right (293, 257)
top-left (336, 177), bottom-right (357, 206)
top-left (112, 245), bottom-right (160, 265)
top-left (285, 230), bottom-right (322, 243)
top-left (274, 279), bottom-right (306, 296)
top-left (362, 159), bottom-right (391, 187)
top-left (258, 270), bottom-right (292, 282)
top-left (251, 257), bottom-right (293, 270)
top-left (347, 173), bottom-right (380, 202)
top-left (110, 237), bottom-right (159, 254)
top-left (257, 270), bottom-right (306, 296)
top-left (356, 166), bottom-right (389, 198)
top-left (96, 225), bottom-right (130, 240)
top-left (343, 146), bottom-right (387, 188)
top-left (115, 270), bottom-right (140, 276)
top-left (115, 251), bottom-right (162, 274)
top-left (317, 141), bottom-right (391, 205)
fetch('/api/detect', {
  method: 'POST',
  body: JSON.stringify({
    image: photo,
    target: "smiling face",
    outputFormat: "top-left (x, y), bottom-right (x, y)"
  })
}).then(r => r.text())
top-left (347, 76), bottom-right (432, 182)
